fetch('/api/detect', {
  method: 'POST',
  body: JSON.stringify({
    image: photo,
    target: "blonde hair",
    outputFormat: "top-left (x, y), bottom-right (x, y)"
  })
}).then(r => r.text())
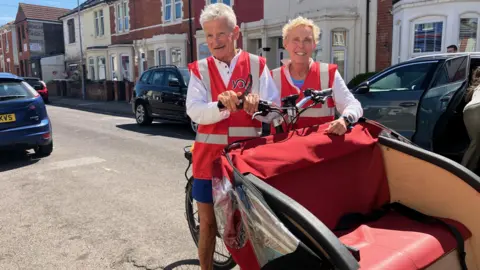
top-left (282, 16), bottom-right (320, 43)
top-left (200, 3), bottom-right (237, 31)
top-left (466, 67), bottom-right (480, 102)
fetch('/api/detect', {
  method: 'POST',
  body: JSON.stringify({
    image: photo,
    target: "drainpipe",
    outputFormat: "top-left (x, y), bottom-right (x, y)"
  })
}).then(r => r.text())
top-left (366, 0), bottom-right (370, 72)
top-left (188, 0), bottom-right (194, 62)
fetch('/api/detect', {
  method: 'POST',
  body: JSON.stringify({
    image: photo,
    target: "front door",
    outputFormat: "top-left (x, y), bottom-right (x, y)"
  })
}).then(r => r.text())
top-left (354, 61), bottom-right (438, 139)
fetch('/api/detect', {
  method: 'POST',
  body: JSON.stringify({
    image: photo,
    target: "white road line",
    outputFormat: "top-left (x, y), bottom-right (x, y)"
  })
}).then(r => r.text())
top-left (44, 157), bottom-right (106, 172)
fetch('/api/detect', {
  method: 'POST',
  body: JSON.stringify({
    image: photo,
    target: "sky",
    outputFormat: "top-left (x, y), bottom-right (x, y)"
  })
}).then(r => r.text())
top-left (0, 0), bottom-right (87, 25)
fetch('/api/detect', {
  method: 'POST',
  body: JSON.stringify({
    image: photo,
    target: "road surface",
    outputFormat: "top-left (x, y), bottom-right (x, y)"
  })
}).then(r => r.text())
top-left (0, 104), bottom-right (213, 269)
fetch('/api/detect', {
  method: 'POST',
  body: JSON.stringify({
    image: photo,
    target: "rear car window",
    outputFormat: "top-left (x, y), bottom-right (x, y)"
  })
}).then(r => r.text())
top-left (0, 81), bottom-right (38, 101)
top-left (24, 79), bottom-right (42, 88)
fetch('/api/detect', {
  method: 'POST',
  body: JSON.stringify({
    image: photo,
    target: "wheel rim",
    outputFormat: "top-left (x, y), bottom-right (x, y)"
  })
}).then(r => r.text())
top-left (136, 105), bottom-right (145, 123)
top-left (190, 120), bottom-right (198, 133)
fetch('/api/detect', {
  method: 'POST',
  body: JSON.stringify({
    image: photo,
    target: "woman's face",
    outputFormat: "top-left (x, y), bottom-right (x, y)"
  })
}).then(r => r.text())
top-left (284, 25), bottom-right (316, 65)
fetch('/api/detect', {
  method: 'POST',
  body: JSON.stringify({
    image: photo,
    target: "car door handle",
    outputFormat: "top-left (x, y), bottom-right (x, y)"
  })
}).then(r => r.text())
top-left (399, 102), bottom-right (416, 107)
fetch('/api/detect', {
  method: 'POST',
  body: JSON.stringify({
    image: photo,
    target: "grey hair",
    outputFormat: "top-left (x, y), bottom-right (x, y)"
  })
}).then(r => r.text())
top-left (199, 3), bottom-right (237, 30)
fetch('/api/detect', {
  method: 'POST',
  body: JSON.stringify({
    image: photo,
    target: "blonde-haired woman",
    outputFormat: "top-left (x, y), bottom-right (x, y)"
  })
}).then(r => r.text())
top-left (271, 16), bottom-right (363, 135)
top-left (462, 67), bottom-right (480, 173)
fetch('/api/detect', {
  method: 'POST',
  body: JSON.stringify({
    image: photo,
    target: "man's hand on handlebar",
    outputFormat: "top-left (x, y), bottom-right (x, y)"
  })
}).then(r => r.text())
top-left (218, 91), bottom-right (242, 112)
top-left (217, 91), bottom-right (260, 115)
top-left (243, 93), bottom-right (260, 115)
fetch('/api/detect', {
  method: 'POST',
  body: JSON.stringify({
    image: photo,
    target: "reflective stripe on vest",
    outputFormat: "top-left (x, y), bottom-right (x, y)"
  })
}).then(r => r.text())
top-left (197, 59), bottom-right (212, 102)
top-left (319, 62), bottom-right (330, 90)
top-left (229, 127), bottom-right (262, 137)
top-left (195, 133), bottom-right (228, 145)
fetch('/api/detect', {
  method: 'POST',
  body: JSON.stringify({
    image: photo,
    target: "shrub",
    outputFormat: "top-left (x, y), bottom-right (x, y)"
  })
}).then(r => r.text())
top-left (347, 72), bottom-right (377, 89)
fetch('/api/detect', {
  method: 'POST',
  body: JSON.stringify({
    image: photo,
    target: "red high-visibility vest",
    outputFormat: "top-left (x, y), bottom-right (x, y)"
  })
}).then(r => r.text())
top-left (188, 51), bottom-right (266, 180)
top-left (271, 62), bottom-right (336, 129)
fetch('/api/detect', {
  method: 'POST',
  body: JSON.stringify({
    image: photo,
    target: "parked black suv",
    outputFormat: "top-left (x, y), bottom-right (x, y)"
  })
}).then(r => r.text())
top-left (132, 65), bottom-right (197, 132)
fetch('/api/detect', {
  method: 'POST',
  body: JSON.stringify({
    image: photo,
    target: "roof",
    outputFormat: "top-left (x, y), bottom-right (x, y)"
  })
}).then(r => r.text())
top-left (59, 0), bottom-right (104, 19)
top-left (411, 52), bottom-right (480, 61)
top-left (0, 73), bottom-right (23, 80)
top-left (16, 3), bottom-right (70, 23)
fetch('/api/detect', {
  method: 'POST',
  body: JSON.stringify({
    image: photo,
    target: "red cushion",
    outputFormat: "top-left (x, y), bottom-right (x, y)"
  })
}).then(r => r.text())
top-left (336, 211), bottom-right (472, 270)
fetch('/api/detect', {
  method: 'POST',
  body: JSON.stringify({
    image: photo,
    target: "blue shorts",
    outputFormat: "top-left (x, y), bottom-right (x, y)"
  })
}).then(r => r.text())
top-left (192, 178), bottom-right (213, 204)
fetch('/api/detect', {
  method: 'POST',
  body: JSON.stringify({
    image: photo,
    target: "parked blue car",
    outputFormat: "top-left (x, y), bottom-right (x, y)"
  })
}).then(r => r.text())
top-left (0, 72), bottom-right (53, 156)
top-left (351, 52), bottom-right (480, 163)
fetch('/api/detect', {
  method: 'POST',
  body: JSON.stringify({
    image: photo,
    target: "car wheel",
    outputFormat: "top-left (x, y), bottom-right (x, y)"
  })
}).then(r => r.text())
top-left (190, 119), bottom-right (198, 133)
top-left (36, 141), bottom-right (53, 157)
top-left (135, 103), bottom-right (153, 126)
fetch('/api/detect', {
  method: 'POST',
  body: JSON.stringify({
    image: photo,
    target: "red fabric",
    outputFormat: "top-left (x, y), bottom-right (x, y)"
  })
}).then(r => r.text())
top-left (190, 51), bottom-right (265, 179)
top-left (214, 122), bottom-right (471, 269)
top-left (336, 211), bottom-right (472, 270)
top-left (187, 62), bottom-right (201, 80)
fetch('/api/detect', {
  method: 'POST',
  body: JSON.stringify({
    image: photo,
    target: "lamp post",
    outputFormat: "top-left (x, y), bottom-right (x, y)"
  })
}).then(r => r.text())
top-left (77, 0), bottom-right (86, 100)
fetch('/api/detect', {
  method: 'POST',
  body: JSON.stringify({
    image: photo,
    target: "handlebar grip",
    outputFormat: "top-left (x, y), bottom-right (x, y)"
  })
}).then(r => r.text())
top-left (217, 101), bottom-right (225, 109)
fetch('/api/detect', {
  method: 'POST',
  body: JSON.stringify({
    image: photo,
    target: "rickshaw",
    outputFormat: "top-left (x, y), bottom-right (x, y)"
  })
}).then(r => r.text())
top-left (184, 86), bottom-right (480, 270)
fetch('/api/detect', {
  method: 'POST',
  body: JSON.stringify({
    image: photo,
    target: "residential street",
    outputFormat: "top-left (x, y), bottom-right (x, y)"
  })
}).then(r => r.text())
top-left (0, 104), bottom-right (206, 269)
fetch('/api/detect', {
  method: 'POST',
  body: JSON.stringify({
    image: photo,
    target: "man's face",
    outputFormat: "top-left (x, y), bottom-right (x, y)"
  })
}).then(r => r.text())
top-left (447, 47), bottom-right (457, 53)
top-left (203, 17), bottom-right (239, 61)
top-left (283, 25), bottom-right (316, 64)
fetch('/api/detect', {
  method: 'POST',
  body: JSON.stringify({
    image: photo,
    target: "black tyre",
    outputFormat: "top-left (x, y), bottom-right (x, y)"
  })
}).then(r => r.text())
top-left (35, 141), bottom-right (53, 157)
top-left (135, 103), bottom-right (153, 126)
top-left (185, 177), bottom-right (236, 270)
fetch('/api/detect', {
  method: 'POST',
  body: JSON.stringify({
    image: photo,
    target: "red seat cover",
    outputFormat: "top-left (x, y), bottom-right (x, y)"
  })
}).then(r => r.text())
top-left (336, 211), bottom-right (472, 270)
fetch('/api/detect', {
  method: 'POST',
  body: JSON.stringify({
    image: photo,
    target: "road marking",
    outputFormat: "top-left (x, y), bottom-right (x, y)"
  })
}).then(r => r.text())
top-left (44, 157), bottom-right (106, 172)
top-left (102, 167), bottom-right (120, 173)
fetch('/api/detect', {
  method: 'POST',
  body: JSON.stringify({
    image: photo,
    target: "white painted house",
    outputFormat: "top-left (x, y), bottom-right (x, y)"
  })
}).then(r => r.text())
top-left (392, 0), bottom-right (480, 65)
top-left (240, 0), bottom-right (379, 82)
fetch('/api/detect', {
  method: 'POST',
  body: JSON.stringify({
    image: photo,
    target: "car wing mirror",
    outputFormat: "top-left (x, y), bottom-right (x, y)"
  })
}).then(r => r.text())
top-left (356, 81), bottom-right (370, 94)
top-left (168, 78), bottom-right (181, 87)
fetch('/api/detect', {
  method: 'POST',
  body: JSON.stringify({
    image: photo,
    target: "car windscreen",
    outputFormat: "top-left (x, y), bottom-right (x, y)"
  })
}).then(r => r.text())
top-left (0, 81), bottom-right (38, 101)
top-left (24, 78), bottom-right (42, 88)
top-left (179, 69), bottom-right (190, 86)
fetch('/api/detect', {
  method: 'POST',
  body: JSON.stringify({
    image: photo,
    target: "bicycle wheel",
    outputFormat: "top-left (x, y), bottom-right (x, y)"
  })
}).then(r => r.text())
top-left (185, 177), bottom-right (237, 270)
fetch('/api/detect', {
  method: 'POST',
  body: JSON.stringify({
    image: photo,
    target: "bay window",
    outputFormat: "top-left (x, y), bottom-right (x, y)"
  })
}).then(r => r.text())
top-left (458, 17), bottom-right (478, 52)
top-left (413, 21), bottom-right (443, 53)
top-left (331, 29), bottom-right (347, 79)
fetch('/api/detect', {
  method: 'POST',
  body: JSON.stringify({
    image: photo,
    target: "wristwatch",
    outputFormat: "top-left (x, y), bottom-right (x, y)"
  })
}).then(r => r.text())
top-left (342, 115), bottom-right (354, 128)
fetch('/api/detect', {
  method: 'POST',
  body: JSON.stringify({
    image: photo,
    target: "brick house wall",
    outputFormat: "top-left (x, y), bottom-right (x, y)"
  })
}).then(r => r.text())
top-left (16, 21), bottom-right (31, 76)
top-left (1, 31), bottom-right (16, 74)
top-left (376, 0), bottom-right (393, 72)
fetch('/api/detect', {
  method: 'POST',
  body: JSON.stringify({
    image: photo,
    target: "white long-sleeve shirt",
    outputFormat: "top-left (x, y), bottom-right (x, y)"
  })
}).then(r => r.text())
top-left (186, 50), bottom-right (280, 125)
top-left (280, 58), bottom-right (363, 123)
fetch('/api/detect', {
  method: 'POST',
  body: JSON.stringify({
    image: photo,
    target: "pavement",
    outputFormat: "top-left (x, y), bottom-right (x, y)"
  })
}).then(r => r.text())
top-left (0, 103), bottom-right (237, 269)
top-left (49, 96), bottom-right (134, 118)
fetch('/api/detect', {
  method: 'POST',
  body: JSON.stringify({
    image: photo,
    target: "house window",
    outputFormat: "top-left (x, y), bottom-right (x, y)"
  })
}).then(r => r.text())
top-left (164, 0), bottom-right (183, 22)
top-left (331, 29), bottom-right (347, 79)
top-left (97, 56), bottom-right (106, 80)
top-left (116, 1), bottom-right (129, 32)
top-left (208, 0), bottom-right (231, 5)
top-left (158, 49), bottom-right (166, 65)
top-left (67, 19), bottom-right (75, 43)
top-left (94, 10), bottom-right (105, 37)
top-left (413, 22), bottom-right (443, 53)
top-left (121, 54), bottom-right (130, 81)
top-left (171, 48), bottom-right (182, 66)
top-left (198, 43), bottom-right (211, 60)
top-left (459, 18), bottom-right (478, 52)
top-left (88, 57), bottom-right (95, 80)
top-left (110, 55), bottom-right (118, 80)
top-left (6, 35), bottom-right (9, 53)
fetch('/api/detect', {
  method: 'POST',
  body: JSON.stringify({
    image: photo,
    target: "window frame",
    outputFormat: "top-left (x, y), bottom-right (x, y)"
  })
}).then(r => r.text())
top-left (410, 16), bottom-right (446, 57)
top-left (88, 57), bottom-right (96, 80)
top-left (116, 1), bottom-right (129, 33)
top-left (163, 0), bottom-right (183, 23)
top-left (94, 9), bottom-right (105, 37)
top-left (67, 18), bottom-right (76, 44)
top-left (207, 0), bottom-right (233, 6)
top-left (330, 28), bottom-right (348, 79)
top-left (157, 49), bottom-right (167, 65)
top-left (170, 47), bottom-right (182, 67)
top-left (458, 12), bottom-right (480, 52)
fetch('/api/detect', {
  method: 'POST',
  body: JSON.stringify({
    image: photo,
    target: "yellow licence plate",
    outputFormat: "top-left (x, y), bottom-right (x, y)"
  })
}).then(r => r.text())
top-left (0, 114), bottom-right (16, 123)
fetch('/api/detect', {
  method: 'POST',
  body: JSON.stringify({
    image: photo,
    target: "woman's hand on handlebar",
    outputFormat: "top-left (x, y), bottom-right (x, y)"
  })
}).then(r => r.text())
top-left (217, 91), bottom-right (242, 112)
